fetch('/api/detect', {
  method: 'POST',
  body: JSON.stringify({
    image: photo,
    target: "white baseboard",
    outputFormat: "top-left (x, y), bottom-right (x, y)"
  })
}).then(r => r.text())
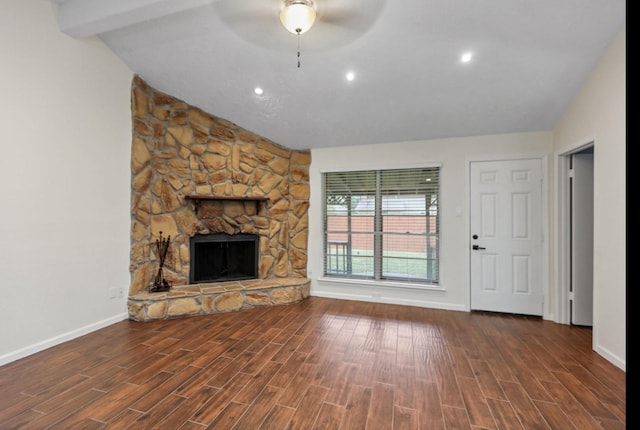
top-left (0, 313), bottom-right (129, 367)
top-left (595, 344), bottom-right (626, 372)
top-left (311, 290), bottom-right (468, 313)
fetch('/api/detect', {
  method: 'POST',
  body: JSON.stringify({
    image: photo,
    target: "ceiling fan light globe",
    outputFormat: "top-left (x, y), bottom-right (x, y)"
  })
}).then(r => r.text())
top-left (280, 0), bottom-right (316, 34)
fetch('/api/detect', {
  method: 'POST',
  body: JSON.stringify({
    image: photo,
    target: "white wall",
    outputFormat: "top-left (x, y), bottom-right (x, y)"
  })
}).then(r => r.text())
top-left (552, 27), bottom-right (626, 370)
top-left (0, 1), bottom-right (133, 365)
top-left (309, 132), bottom-right (552, 311)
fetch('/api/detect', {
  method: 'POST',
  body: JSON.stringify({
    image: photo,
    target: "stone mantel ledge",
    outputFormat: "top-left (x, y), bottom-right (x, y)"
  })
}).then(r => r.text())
top-left (128, 277), bottom-right (310, 322)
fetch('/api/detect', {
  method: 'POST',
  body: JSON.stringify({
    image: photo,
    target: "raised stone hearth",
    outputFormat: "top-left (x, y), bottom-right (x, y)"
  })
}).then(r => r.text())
top-left (128, 277), bottom-right (310, 322)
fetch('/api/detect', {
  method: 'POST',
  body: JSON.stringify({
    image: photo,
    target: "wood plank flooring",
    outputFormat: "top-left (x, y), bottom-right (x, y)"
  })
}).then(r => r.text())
top-left (0, 297), bottom-right (626, 429)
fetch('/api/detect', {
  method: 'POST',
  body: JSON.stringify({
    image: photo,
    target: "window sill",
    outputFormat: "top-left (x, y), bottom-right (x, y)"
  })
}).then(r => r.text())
top-left (317, 276), bottom-right (444, 292)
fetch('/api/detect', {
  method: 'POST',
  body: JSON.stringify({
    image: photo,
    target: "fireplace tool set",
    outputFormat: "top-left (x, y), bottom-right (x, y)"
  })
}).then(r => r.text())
top-left (150, 231), bottom-right (172, 293)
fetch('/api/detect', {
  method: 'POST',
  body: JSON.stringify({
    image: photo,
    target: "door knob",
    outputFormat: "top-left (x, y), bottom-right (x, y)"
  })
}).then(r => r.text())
top-left (472, 245), bottom-right (486, 250)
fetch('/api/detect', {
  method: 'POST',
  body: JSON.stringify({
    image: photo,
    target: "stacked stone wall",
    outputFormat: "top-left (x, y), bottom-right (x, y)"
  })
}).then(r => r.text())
top-left (129, 76), bottom-right (310, 295)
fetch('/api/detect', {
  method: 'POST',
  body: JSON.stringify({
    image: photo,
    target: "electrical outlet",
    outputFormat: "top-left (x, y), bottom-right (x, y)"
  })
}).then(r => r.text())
top-left (117, 287), bottom-right (125, 298)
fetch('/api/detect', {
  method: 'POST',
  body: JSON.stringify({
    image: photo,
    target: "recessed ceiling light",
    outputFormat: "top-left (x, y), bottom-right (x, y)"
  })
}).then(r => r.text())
top-left (346, 72), bottom-right (355, 81)
top-left (254, 87), bottom-right (264, 95)
top-left (461, 52), bottom-right (473, 63)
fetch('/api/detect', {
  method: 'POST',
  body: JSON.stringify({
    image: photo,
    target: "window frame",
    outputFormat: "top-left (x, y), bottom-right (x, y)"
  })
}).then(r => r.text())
top-left (322, 165), bottom-right (441, 286)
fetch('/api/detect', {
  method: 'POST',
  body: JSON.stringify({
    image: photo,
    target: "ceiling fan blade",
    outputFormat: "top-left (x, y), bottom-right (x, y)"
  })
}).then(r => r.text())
top-left (213, 0), bottom-right (289, 51)
top-left (214, 0), bottom-right (279, 26)
top-left (306, 0), bottom-right (386, 51)
top-left (211, 0), bottom-right (388, 52)
top-left (316, 0), bottom-right (386, 29)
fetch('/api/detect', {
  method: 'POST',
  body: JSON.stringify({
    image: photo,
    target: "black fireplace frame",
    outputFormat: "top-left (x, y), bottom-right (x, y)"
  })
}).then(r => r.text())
top-left (189, 233), bottom-right (259, 284)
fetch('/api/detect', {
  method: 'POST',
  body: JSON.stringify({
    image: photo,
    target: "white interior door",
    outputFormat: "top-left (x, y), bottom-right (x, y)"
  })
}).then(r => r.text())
top-left (570, 152), bottom-right (594, 326)
top-left (470, 158), bottom-right (543, 316)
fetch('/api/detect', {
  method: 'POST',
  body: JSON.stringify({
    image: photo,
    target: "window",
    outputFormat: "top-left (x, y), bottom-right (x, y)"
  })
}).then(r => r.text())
top-left (323, 167), bottom-right (440, 284)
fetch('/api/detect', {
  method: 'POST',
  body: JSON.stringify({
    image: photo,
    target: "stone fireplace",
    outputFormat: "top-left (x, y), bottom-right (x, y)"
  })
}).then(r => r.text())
top-left (126, 76), bottom-right (311, 321)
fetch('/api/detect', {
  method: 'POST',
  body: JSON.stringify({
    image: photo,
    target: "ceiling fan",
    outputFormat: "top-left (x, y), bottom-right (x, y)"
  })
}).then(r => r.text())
top-left (212, 0), bottom-right (387, 53)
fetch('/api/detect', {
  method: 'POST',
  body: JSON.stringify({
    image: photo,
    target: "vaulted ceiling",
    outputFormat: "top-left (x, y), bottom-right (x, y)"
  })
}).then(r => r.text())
top-left (49, 0), bottom-right (625, 150)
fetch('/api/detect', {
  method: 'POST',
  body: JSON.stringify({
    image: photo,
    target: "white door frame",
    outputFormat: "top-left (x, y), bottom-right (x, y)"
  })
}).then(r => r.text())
top-left (554, 139), bottom-right (595, 326)
top-left (466, 154), bottom-right (550, 319)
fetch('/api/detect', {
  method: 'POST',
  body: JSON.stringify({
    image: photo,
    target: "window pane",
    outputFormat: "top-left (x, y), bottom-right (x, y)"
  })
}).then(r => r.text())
top-left (326, 232), bottom-right (374, 277)
top-left (348, 232), bottom-right (374, 277)
top-left (382, 253), bottom-right (428, 279)
top-left (325, 193), bottom-right (375, 277)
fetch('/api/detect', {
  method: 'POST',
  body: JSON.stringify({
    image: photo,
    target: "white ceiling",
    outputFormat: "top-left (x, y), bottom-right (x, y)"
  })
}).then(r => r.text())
top-left (50, 0), bottom-right (626, 151)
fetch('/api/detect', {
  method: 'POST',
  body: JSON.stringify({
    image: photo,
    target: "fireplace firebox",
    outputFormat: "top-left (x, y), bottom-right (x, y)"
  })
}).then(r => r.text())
top-left (189, 233), bottom-right (259, 284)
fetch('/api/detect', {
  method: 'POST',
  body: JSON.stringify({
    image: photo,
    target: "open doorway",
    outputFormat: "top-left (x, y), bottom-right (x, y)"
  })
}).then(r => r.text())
top-left (557, 143), bottom-right (594, 326)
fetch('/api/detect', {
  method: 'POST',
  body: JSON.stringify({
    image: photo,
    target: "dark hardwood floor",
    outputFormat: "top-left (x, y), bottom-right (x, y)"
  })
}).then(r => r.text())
top-left (0, 297), bottom-right (625, 429)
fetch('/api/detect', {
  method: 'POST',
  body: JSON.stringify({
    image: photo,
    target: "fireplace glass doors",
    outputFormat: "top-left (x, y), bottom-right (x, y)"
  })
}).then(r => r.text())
top-left (189, 233), bottom-right (259, 283)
